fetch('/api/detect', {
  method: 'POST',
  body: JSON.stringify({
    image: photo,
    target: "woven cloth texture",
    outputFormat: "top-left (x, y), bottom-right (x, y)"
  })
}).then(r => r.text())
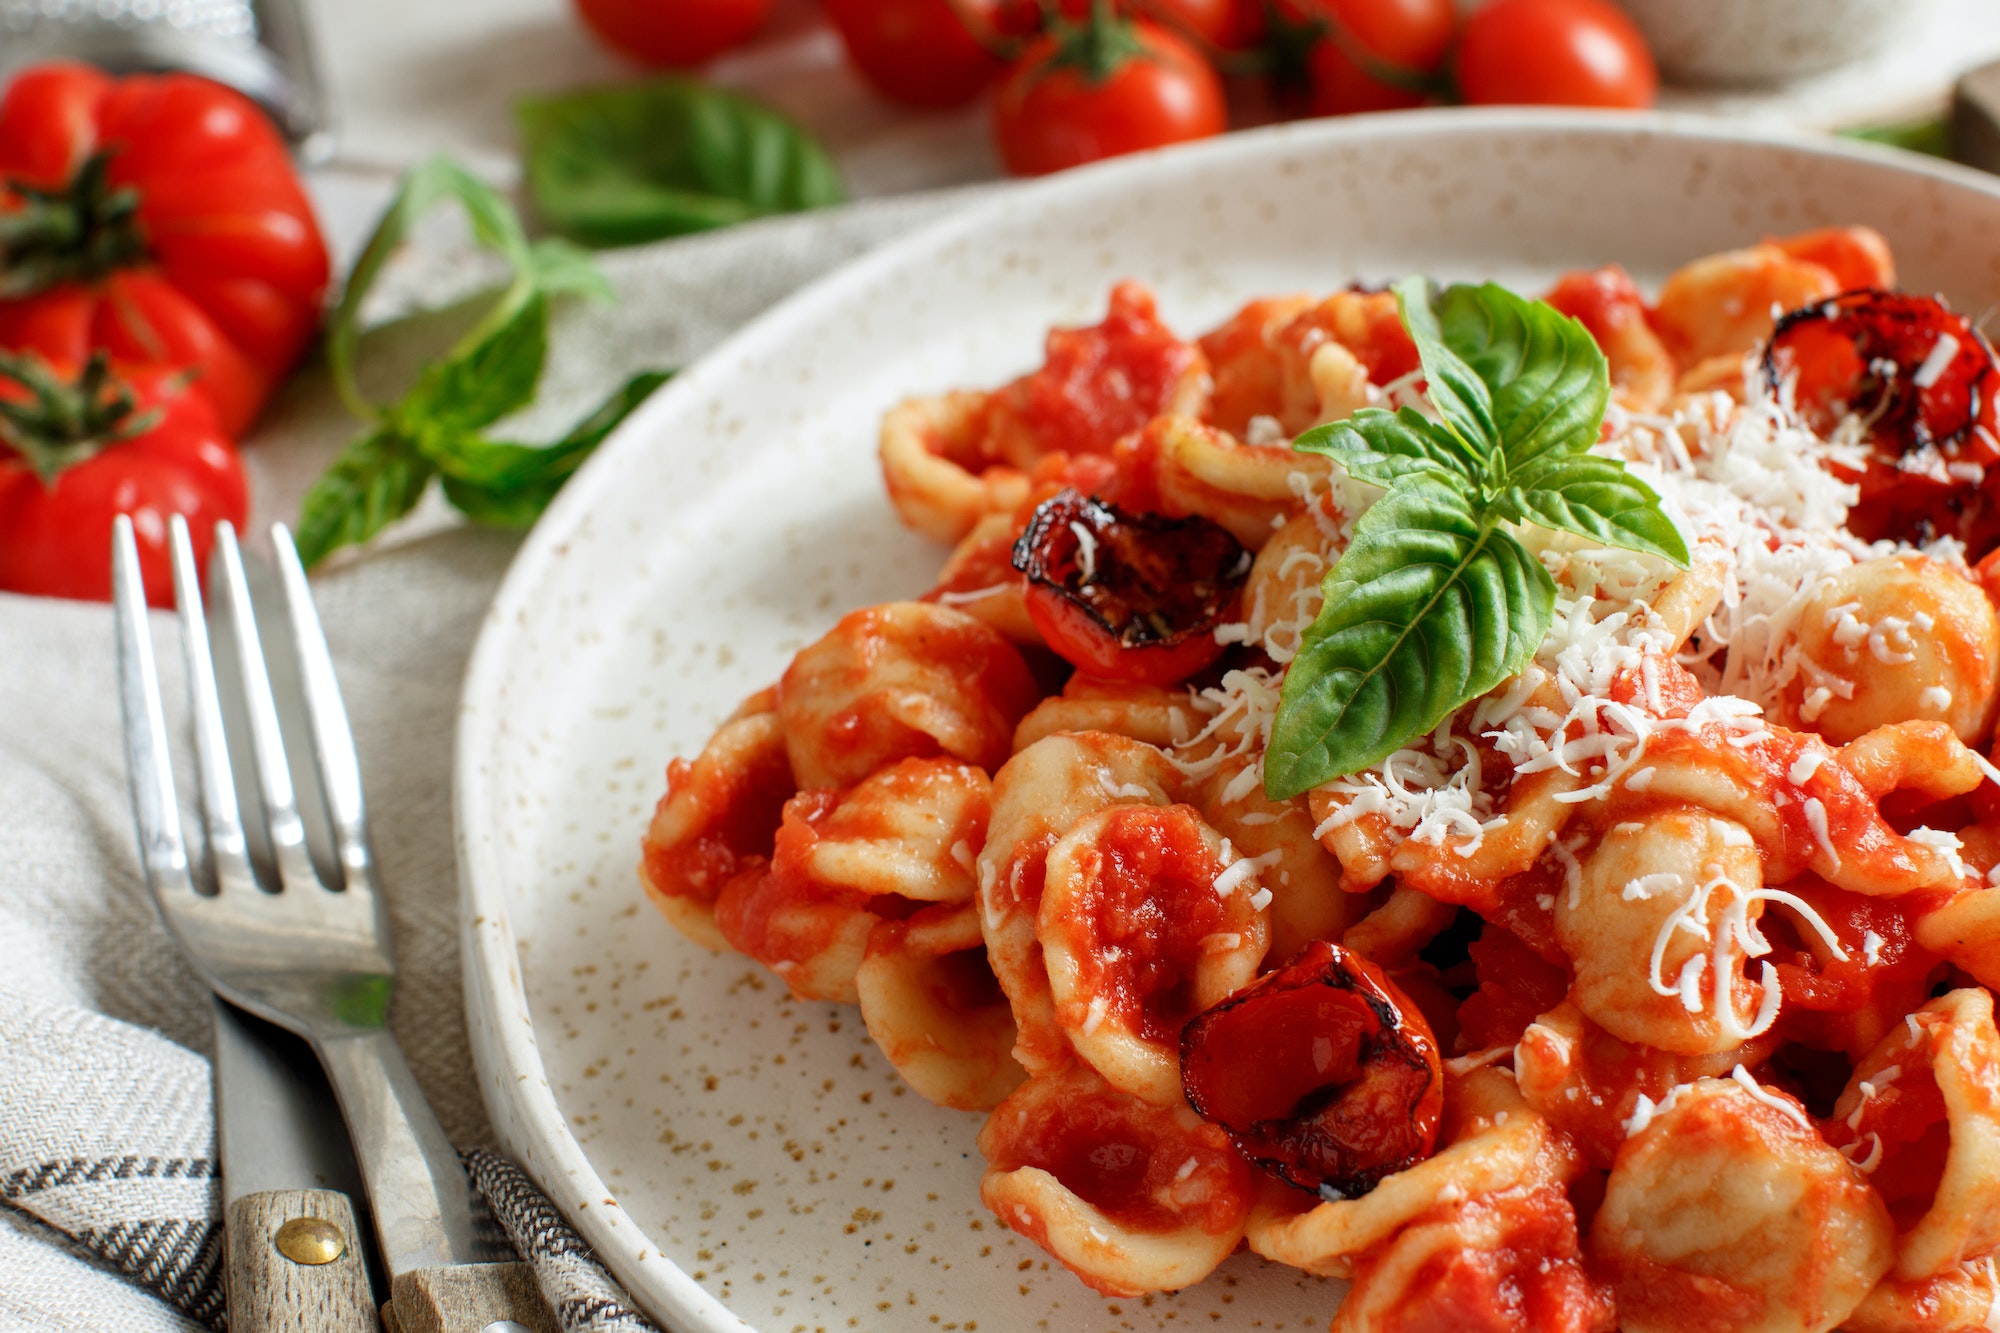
top-left (0, 187), bottom-right (967, 1332)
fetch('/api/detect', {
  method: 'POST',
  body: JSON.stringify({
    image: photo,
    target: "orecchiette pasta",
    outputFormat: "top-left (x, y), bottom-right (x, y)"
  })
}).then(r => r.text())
top-left (643, 233), bottom-right (2000, 1332)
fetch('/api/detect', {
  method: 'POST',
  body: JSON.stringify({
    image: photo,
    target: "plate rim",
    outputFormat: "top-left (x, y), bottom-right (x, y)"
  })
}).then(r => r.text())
top-left (452, 105), bottom-right (2000, 1332)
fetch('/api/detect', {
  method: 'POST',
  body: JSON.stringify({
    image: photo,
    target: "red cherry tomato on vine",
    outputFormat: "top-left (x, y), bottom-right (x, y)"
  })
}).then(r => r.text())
top-left (994, 19), bottom-right (1227, 177)
top-left (572, 0), bottom-right (773, 66)
top-left (0, 64), bottom-right (329, 438)
top-left (1057, 0), bottom-right (1244, 48)
top-left (827, 0), bottom-right (1035, 108)
top-left (0, 353), bottom-right (247, 607)
top-left (1277, 0), bottom-right (1456, 116)
top-left (1455, 0), bottom-right (1658, 109)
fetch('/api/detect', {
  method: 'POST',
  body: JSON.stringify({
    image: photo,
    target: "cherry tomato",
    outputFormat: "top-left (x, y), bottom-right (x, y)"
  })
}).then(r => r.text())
top-left (0, 352), bottom-right (247, 607)
top-left (0, 64), bottom-right (330, 438)
top-left (827, 0), bottom-right (1038, 108)
top-left (1455, 0), bottom-right (1658, 109)
top-left (993, 17), bottom-right (1227, 177)
top-left (572, 0), bottom-right (773, 66)
top-left (1275, 0), bottom-right (1456, 116)
top-left (1058, 0), bottom-right (1246, 48)
top-left (1012, 488), bottom-right (1246, 686)
top-left (1181, 940), bottom-right (1445, 1199)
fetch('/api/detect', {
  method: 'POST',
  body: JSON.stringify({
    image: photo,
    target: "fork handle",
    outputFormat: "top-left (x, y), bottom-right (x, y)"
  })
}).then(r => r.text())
top-left (387, 1263), bottom-right (558, 1333)
top-left (317, 1030), bottom-right (487, 1273)
top-left (227, 1189), bottom-right (378, 1331)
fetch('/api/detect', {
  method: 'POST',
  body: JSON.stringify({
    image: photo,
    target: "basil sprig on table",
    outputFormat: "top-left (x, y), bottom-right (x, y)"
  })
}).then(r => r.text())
top-left (1262, 277), bottom-right (1690, 801)
top-left (517, 79), bottom-right (845, 249)
top-left (298, 157), bottom-right (671, 566)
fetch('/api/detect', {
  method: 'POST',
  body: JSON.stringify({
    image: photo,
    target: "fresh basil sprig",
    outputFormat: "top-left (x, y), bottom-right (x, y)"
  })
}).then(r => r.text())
top-left (1263, 277), bottom-right (1689, 800)
top-left (298, 157), bottom-right (671, 566)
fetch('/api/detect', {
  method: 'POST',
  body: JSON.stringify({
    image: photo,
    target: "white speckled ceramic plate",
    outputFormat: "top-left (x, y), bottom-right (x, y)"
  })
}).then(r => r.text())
top-left (456, 111), bottom-right (2000, 1333)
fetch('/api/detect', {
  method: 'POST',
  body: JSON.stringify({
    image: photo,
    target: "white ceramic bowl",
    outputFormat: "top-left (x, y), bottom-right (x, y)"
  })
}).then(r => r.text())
top-left (1614, 0), bottom-right (1935, 85)
top-left (455, 109), bottom-right (2000, 1333)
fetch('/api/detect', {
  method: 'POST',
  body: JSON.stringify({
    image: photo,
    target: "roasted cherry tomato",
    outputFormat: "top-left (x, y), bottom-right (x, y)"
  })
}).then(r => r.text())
top-left (0, 351), bottom-right (246, 607)
top-left (1270, 0), bottom-right (1456, 116)
top-left (0, 64), bottom-right (330, 437)
top-left (1763, 290), bottom-right (2000, 550)
top-left (1455, 0), bottom-right (1658, 109)
top-left (993, 13), bottom-right (1227, 177)
top-left (1181, 939), bottom-right (1445, 1198)
top-left (1012, 488), bottom-right (1247, 686)
top-left (828, 0), bottom-right (1038, 108)
top-left (573, 0), bottom-right (772, 65)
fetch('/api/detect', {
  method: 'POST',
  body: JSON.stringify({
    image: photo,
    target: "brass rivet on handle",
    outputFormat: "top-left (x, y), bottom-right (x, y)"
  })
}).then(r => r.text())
top-left (273, 1216), bottom-right (347, 1265)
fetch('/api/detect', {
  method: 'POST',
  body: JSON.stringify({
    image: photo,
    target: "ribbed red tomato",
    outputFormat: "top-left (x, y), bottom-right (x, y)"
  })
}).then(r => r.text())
top-left (0, 64), bottom-right (329, 437)
top-left (0, 352), bottom-right (246, 607)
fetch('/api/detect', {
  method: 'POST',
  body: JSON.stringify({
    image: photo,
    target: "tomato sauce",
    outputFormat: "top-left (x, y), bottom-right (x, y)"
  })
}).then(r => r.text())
top-left (1068, 803), bottom-right (1230, 1043)
top-left (1828, 1042), bottom-right (1951, 1231)
top-left (998, 280), bottom-right (1205, 458)
top-left (713, 790), bottom-right (868, 971)
top-left (1458, 924), bottom-right (1572, 1051)
top-left (1352, 1183), bottom-right (1614, 1333)
top-left (642, 738), bottom-right (794, 905)
top-left (1198, 296), bottom-right (1300, 434)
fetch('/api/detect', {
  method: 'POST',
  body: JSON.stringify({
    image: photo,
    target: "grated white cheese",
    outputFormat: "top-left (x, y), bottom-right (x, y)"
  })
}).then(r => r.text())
top-left (1732, 1064), bottom-right (1813, 1131)
top-left (1788, 749), bottom-right (1825, 785)
top-left (1913, 332), bottom-right (1961, 389)
top-left (1647, 868), bottom-right (1848, 1043)
top-left (1863, 930), bottom-right (1884, 966)
top-left (1069, 521), bottom-right (1100, 583)
top-left (1081, 994), bottom-right (1108, 1037)
top-left (1921, 686), bottom-right (1954, 712)
top-left (1909, 827), bottom-right (1968, 880)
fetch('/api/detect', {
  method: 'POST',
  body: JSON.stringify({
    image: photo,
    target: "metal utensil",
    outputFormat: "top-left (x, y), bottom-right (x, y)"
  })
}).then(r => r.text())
top-left (112, 515), bottom-right (555, 1332)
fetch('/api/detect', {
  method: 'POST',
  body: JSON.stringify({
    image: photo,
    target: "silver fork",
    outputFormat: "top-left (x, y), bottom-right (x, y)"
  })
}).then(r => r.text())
top-left (113, 516), bottom-right (551, 1332)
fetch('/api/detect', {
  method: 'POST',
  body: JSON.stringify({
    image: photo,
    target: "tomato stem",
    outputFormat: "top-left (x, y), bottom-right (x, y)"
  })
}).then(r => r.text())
top-left (0, 150), bottom-right (150, 299)
top-left (0, 349), bottom-right (161, 486)
top-left (941, 0), bottom-right (1031, 62)
top-left (1045, 0), bottom-right (1149, 84)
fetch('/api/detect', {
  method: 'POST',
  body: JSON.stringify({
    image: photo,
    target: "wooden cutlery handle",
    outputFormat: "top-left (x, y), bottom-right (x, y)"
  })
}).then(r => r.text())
top-left (387, 1262), bottom-right (559, 1333)
top-left (227, 1189), bottom-right (378, 1331)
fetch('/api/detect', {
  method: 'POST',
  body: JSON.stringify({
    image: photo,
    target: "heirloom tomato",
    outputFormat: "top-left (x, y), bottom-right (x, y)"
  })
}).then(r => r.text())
top-left (0, 64), bottom-right (329, 437)
top-left (0, 351), bottom-right (246, 607)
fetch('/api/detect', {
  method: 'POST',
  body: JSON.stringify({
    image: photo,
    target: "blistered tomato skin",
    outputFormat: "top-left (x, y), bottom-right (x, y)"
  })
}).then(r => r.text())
top-left (1180, 939), bottom-right (1445, 1199)
top-left (1013, 487), bottom-right (1249, 686)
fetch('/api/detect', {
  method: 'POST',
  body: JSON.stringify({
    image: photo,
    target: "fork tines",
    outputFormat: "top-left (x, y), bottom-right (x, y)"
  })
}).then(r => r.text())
top-left (111, 516), bottom-right (381, 914)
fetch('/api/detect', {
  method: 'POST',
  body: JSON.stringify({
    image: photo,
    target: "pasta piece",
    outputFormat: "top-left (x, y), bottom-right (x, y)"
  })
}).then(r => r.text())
top-left (1773, 556), bottom-right (2000, 747)
top-left (978, 1064), bottom-right (1255, 1297)
top-left (1270, 288), bottom-right (1422, 435)
top-left (1545, 265), bottom-right (1677, 413)
top-left (1331, 1179), bottom-right (1616, 1333)
top-left (1653, 241), bottom-right (1840, 367)
top-left (1147, 413), bottom-right (1329, 551)
top-left (713, 790), bottom-right (881, 1003)
top-left (1514, 999), bottom-right (1780, 1169)
top-left (1236, 509), bottom-right (1337, 667)
top-left (1247, 1066), bottom-right (1580, 1280)
top-left (1826, 989), bottom-right (2000, 1281)
top-left (1557, 807), bottom-right (1779, 1055)
top-left (978, 731), bottom-right (1182, 1074)
top-left (1039, 802), bottom-right (1269, 1105)
top-left (1843, 1260), bottom-right (2000, 1333)
top-left (1591, 1076), bottom-right (1894, 1333)
top-left (1768, 225), bottom-right (1896, 291)
top-left (1185, 752), bottom-right (1360, 959)
top-left (879, 391), bottom-right (1030, 544)
top-left (856, 902), bottom-right (1024, 1111)
top-left (799, 757), bottom-right (990, 904)
top-left (1197, 293), bottom-right (1314, 435)
top-left (777, 601), bottom-right (1040, 789)
top-left (1012, 675), bottom-right (1202, 753)
top-left (1344, 885), bottom-right (1459, 965)
top-left (1914, 874), bottom-right (2000, 992)
top-left (640, 691), bottom-right (794, 952)
top-left (924, 509), bottom-right (1040, 646)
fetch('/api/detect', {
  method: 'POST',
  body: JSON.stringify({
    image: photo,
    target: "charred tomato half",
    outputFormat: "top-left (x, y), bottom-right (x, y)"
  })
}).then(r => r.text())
top-left (1011, 487), bottom-right (1249, 687)
top-left (1180, 939), bottom-right (1445, 1200)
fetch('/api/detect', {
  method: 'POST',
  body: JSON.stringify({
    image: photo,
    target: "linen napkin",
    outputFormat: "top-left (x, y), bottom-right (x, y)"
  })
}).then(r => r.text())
top-left (0, 186), bottom-right (971, 1332)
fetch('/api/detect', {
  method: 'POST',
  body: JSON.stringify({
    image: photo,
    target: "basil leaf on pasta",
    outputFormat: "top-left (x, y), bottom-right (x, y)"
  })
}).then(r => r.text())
top-left (1431, 280), bottom-right (1613, 476)
top-left (1498, 454), bottom-right (1690, 565)
top-left (1265, 478), bottom-right (1554, 800)
top-left (1392, 275), bottom-right (1497, 463)
top-left (1292, 406), bottom-right (1477, 488)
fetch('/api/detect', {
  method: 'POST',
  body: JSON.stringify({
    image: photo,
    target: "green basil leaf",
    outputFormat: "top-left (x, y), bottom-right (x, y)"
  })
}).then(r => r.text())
top-left (1392, 274), bottom-right (1497, 464)
top-left (517, 79), bottom-right (845, 249)
top-left (430, 370), bottom-right (672, 528)
top-left (1265, 477), bottom-right (1555, 799)
top-left (398, 291), bottom-right (549, 434)
top-left (327, 156), bottom-right (539, 420)
top-left (293, 429), bottom-right (435, 567)
top-left (1495, 455), bottom-right (1691, 565)
top-left (1432, 281), bottom-right (1610, 476)
top-left (1293, 406), bottom-right (1477, 488)
top-left (527, 237), bottom-right (616, 302)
